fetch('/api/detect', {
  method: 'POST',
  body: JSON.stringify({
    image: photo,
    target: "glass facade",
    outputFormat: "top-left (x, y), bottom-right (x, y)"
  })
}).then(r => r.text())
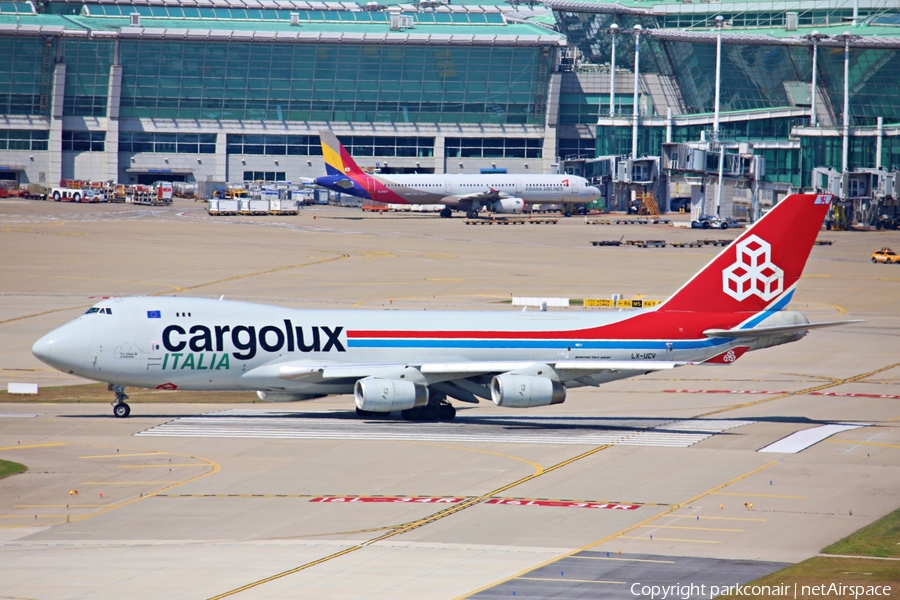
top-left (446, 138), bottom-right (543, 159)
top-left (118, 41), bottom-right (549, 124)
top-left (119, 133), bottom-right (217, 154)
top-left (817, 47), bottom-right (900, 127)
top-left (61, 39), bottom-right (114, 117)
top-left (62, 131), bottom-right (105, 152)
top-left (0, 130), bottom-right (49, 151)
top-left (243, 171), bottom-right (286, 182)
top-left (0, 36), bottom-right (50, 116)
top-left (83, 5), bottom-right (505, 25)
top-left (227, 134), bottom-right (320, 156)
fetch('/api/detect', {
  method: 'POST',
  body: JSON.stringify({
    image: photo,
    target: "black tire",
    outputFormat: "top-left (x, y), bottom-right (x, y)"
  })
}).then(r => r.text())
top-left (439, 404), bottom-right (457, 421)
top-left (466, 210), bottom-right (477, 219)
top-left (113, 403), bottom-right (131, 418)
top-left (73, 193), bottom-right (81, 202)
top-left (53, 192), bottom-right (61, 202)
top-left (702, 221), bottom-right (710, 229)
top-left (720, 222), bottom-right (728, 230)
top-left (872, 258), bottom-right (878, 263)
top-left (439, 208), bottom-right (452, 219)
top-left (420, 404), bottom-right (440, 421)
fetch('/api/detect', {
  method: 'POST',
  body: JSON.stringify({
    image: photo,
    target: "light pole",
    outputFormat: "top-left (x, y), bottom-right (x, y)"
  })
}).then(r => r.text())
top-left (631, 24), bottom-right (642, 159)
top-left (713, 15), bottom-right (724, 216)
top-left (608, 23), bottom-right (618, 119)
top-left (805, 31), bottom-right (826, 127)
top-left (712, 15), bottom-right (723, 142)
top-left (841, 31), bottom-right (853, 174)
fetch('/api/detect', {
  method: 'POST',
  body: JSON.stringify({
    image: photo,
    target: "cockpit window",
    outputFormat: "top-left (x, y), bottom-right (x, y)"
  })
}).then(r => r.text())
top-left (85, 307), bottom-right (112, 315)
top-left (85, 308), bottom-right (100, 314)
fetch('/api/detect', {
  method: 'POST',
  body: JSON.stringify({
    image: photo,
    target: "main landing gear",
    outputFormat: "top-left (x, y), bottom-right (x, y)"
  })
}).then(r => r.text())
top-left (109, 384), bottom-right (131, 418)
top-left (402, 391), bottom-right (456, 422)
top-left (439, 207), bottom-right (453, 218)
top-left (465, 210), bottom-right (479, 219)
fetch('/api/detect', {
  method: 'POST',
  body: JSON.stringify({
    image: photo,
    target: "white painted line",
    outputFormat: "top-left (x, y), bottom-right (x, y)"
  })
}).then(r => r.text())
top-left (758, 423), bottom-right (867, 454)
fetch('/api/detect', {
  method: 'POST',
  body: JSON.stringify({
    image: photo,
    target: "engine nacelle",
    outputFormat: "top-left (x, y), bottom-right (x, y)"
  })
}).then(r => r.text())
top-left (354, 378), bottom-right (428, 413)
top-left (256, 391), bottom-right (326, 402)
top-left (490, 374), bottom-right (566, 408)
top-left (491, 198), bottom-right (525, 214)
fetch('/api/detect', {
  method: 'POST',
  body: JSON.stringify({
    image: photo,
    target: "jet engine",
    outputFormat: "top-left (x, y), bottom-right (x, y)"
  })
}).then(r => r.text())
top-left (491, 198), bottom-right (525, 214)
top-left (354, 377), bottom-right (429, 412)
top-left (490, 374), bottom-right (566, 408)
top-left (256, 391), bottom-right (326, 402)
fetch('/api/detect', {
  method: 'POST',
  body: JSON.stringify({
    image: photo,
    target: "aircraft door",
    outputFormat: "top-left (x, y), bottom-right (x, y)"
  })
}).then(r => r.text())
top-left (444, 180), bottom-right (452, 195)
top-left (572, 179), bottom-right (581, 196)
top-left (365, 176), bottom-right (377, 194)
top-left (515, 180), bottom-right (523, 194)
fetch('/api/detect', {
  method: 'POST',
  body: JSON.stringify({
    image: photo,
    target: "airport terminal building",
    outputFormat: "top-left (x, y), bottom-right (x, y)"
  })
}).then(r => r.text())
top-left (0, 0), bottom-right (899, 217)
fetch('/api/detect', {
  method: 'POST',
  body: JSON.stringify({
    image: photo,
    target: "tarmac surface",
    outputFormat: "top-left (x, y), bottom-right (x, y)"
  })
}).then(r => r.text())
top-left (1, 198), bottom-right (899, 599)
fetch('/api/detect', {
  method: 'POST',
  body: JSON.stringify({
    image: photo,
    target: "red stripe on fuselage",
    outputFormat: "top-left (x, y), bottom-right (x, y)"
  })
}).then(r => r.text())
top-left (348, 310), bottom-right (754, 341)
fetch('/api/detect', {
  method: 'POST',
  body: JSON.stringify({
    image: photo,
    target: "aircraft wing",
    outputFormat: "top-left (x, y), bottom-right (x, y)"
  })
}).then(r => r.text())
top-left (703, 320), bottom-right (862, 339)
top-left (442, 189), bottom-right (503, 203)
top-left (244, 358), bottom-right (686, 388)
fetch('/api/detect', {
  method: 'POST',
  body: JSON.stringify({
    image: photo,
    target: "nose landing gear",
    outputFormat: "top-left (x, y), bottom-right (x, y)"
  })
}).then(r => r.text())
top-left (108, 384), bottom-right (131, 418)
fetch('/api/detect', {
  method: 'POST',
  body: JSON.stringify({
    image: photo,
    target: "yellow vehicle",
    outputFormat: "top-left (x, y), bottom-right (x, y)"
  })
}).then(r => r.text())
top-left (871, 247), bottom-right (899, 264)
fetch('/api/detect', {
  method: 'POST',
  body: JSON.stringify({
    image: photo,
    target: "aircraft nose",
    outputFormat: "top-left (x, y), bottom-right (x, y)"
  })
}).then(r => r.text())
top-left (32, 323), bottom-right (90, 372)
top-left (31, 334), bottom-right (52, 362)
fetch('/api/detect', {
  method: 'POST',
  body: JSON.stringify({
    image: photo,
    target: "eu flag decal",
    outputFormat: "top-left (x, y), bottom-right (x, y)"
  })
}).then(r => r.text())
top-left (147, 310), bottom-right (161, 319)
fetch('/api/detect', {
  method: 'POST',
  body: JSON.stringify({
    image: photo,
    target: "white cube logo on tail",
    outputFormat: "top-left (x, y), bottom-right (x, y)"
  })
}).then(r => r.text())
top-left (722, 235), bottom-right (784, 302)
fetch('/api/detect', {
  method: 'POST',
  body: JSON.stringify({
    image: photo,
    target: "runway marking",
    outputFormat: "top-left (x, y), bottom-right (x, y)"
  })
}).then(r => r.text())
top-left (116, 464), bottom-right (209, 468)
top-left (714, 492), bottom-right (806, 499)
top-left (0, 515), bottom-right (69, 519)
top-left (486, 499), bottom-right (640, 510)
top-left (827, 439), bottom-right (900, 450)
top-left (456, 461), bottom-right (777, 599)
top-left (82, 481), bottom-right (183, 485)
top-left (573, 556), bottom-right (676, 564)
top-left (669, 514), bottom-right (766, 522)
top-left (311, 496), bottom-right (463, 504)
top-left (0, 442), bottom-right (65, 452)
top-left (644, 525), bottom-right (745, 533)
top-left (694, 361), bottom-right (900, 418)
top-left (208, 444), bottom-right (613, 599)
top-left (667, 389), bottom-right (900, 400)
top-left (759, 423), bottom-right (867, 453)
top-left (518, 577), bottom-right (626, 584)
top-left (137, 411), bottom-right (752, 448)
top-left (621, 535), bottom-right (722, 544)
top-left (15, 504), bottom-right (109, 508)
top-left (80, 452), bottom-right (167, 459)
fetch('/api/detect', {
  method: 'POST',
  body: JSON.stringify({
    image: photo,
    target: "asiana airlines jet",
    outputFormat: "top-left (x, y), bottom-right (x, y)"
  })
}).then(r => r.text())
top-left (313, 131), bottom-right (601, 218)
top-left (32, 193), bottom-right (854, 419)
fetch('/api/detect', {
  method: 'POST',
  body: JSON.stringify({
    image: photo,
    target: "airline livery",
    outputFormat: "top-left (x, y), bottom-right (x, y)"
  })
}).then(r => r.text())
top-left (313, 131), bottom-right (601, 218)
top-left (32, 193), bottom-right (853, 419)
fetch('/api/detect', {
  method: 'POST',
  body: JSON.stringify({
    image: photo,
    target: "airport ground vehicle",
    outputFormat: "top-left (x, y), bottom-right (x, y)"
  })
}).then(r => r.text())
top-left (871, 247), bottom-right (899, 264)
top-left (874, 215), bottom-right (899, 230)
top-left (691, 215), bottom-right (742, 230)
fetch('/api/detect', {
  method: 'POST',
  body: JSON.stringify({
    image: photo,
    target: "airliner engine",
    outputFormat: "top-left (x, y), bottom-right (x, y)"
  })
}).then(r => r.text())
top-left (490, 374), bottom-right (566, 408)
top-left (354, 377), bottom-right (429, 412)
top-left (491, 198), bottom-right (525, 214)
